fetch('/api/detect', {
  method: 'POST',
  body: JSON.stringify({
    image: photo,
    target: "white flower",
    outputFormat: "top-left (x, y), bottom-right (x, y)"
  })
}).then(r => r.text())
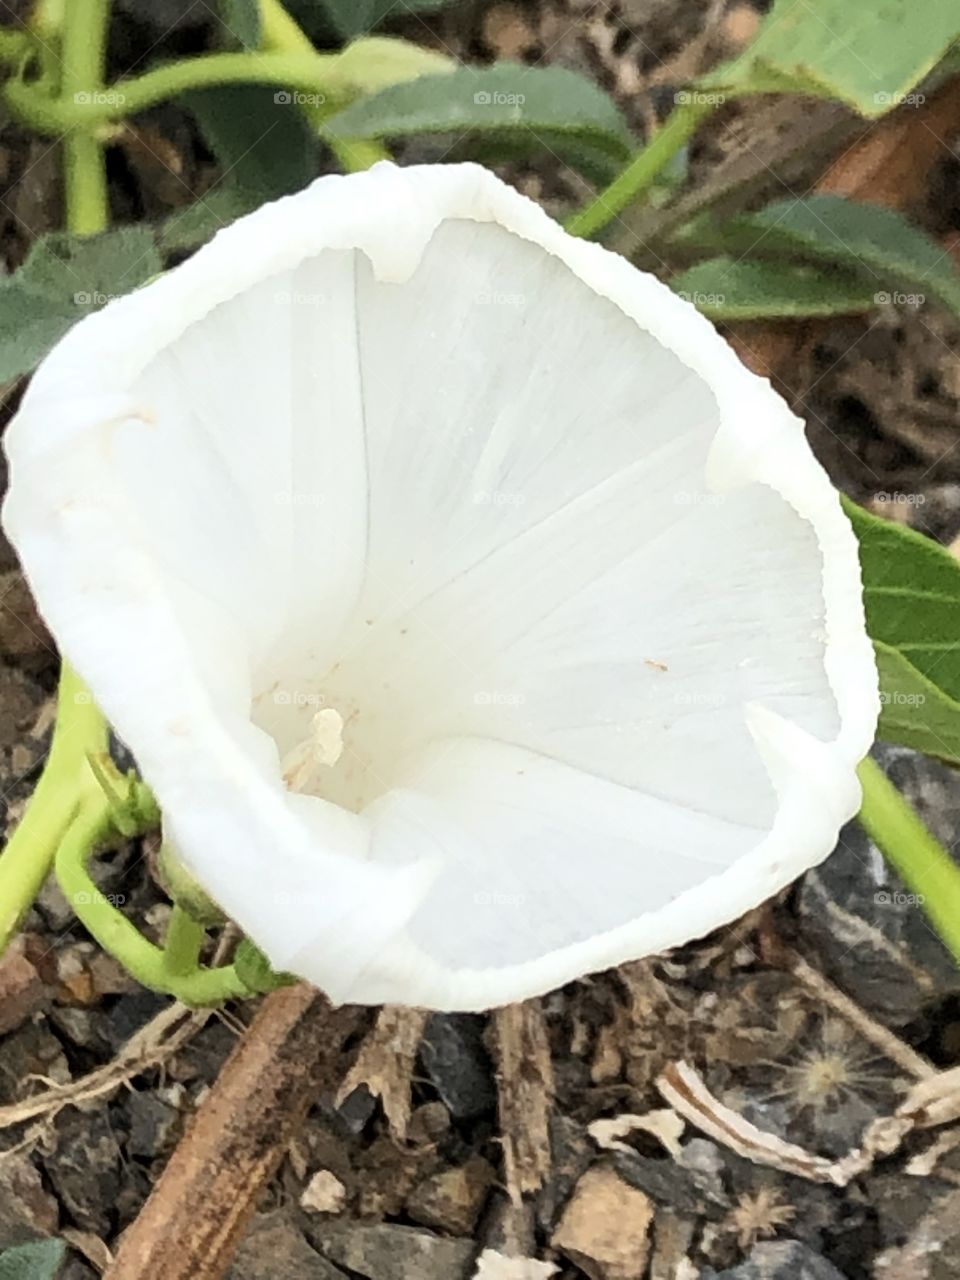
top-left (3, 163), bottom-right (878, 1011)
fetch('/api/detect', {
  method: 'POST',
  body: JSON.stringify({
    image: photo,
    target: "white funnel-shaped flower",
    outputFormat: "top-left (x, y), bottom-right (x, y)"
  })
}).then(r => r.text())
top-left (3, 163), bottom-right (879, 1010)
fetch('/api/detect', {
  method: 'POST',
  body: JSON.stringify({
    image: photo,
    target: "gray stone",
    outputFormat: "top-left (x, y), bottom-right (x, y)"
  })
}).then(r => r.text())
top-left (420, 1015), bottom-right (495, 1120)
top-left (228, 1213), bottom-right (346, 1280)
top-left (0, 1154), bottom-right (58, 1250)
top-left (44, 1111), bottom-right (120, 1235)
top-left (125, 1091), bottom-right (181, 1159)
top-left (310, 1221), bottom-right (477, 1280)
top-left (707, 1240), bottom-right (851, 1278)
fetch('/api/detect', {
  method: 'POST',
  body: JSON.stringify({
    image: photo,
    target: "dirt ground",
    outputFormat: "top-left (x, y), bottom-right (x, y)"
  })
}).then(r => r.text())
top-left (2, 2), bottom-right (960, 1278)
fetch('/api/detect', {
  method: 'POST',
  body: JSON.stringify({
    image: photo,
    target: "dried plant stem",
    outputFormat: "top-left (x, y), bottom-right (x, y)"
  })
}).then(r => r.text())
top-left (105, 985), bottom-right (367, 1280)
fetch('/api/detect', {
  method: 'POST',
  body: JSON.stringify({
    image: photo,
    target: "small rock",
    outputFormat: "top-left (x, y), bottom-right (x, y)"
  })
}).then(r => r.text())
top-left (125, 1090), bottom-right (181, 1159)
top-left (0, 943), bottom-right (43, 1035)
top-left (407, 1101), bottom-right (451, 1146)
top-left (0, 1020), bottom-right (69, 1106)
top-left (228, 1212), bottom-right (346, 1279)
top-left (536, 1114), bottom-right (594, 1231)
top-left (407, 1155), bottom-right (496, 1235)
top-left (44, 1111), bottom-right (120, 1235)
top-left (101, 990), bottom-right (169, 1053)
top-left (473, 1251), bottom-right (559, 1279)
top-left (0, 1154), bottom-right (58, 1249)
top-left (311, 1221), bottom-right (476, 1280)
top-left (47, 1006), bottom-right (108, 1050)
top-left (35, 876), bottom-right (76, 932)
top-left (300, 1170), bottom-right (347, 1216)
top-left (705, 1241), bottom-right (851, 1278)
top-left (552, 1164), bottom-right (654, 1280)
top-left (873, 1185), bottom-right (960, 1278)
top-left (420, 1014), bottom-right (496, 1120)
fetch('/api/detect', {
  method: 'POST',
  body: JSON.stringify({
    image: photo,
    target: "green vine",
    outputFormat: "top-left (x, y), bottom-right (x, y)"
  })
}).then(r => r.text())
top-left (856, 756), bottom-right (960, 964)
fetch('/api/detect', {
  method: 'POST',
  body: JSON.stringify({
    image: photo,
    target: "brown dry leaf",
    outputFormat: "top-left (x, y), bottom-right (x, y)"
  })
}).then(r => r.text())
top-left (897, 1063), bottom-right (960, 1129)
top-left (335, 1006), bottom-right (427, 1142)
top-left (492, 1000), bottom-right (554, 1203)
top-left (817, 78), bottom-right (960, 208)
top-left (657, 1060), bottom-right (911, 1187)
top-left (552, 1163), bottom-right (655, 1280)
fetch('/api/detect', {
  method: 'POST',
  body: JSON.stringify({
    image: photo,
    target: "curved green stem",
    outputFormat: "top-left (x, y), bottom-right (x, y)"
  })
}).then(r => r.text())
top-left (857, 755), bottom-right (960, 963)
top-left (0, 665), bottom-right (107, 952)
top-left (60, 0), bottom-right (110, 235)
top-left (6, 49), bottom-right (355, 133)
top-left (56, 802), bottom-right (249, 1005)
top-left (566, 99), bottom-right (717, 240)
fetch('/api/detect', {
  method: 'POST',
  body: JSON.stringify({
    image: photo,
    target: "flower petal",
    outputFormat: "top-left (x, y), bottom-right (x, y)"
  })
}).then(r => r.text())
top-left (3, 162), bottom-right (878, 1010)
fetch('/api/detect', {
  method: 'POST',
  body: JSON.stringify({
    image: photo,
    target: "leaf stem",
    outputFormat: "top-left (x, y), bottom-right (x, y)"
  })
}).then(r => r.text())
top-left (857, 754), bottom-right (960, 963)
top-left (60, 0), bottom-right (110, 235)
top-left (55, 802), bottom-right (249, 1005)
top-left (0, 665), bottom-right (107, 952)
top-left (258, 0), bottom-right (388, 172)
top-left (566, 98), bottom-right (717, 239)
top-left (6, 49), bottom-right (354, 133)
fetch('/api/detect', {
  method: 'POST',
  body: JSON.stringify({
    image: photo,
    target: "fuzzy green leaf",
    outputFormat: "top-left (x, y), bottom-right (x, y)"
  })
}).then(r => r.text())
top-left (702, 0), bottom-right (960, 116)
top-left (217, 0), bottom-right (262, 48)
top-left (184, 84), bottom-right (318, 203)
top-left (670, 256), bottom-right (876, 319)
top-left (323, 62), bottom-right (633, 171)
top-left (733, 196), bottom-right (960, 319)
top-left (846, 498), bottom-right (960, 763)
top-left (0, 228), bottom-right (161, 383)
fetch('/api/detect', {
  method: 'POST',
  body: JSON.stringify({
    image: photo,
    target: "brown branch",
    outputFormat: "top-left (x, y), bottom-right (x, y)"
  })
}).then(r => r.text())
top-left (105, 984), bottom-right (367, 1280)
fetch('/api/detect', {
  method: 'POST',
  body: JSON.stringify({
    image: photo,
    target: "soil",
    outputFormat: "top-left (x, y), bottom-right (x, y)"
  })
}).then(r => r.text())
top-left (2, 2), bottom-right (960, 1278)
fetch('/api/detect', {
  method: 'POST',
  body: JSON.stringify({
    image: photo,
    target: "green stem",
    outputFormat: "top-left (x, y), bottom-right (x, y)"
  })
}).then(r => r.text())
top-left (0, 665), bottom-right (107, 952)
top-left (6, 49), bottom-right (354, 133)
top-left (857, 755), bottom-right (960, 963)
top-left (258, 0), bottom-right (388, 172)
top-left (60, 0), bottom-right (110, 235)
top-left (56, 802), bottom-right (249, 1005)
top-left (566, 99), bottom-right (717, 240)
top-left (162, 904), bottom-right (206, 978)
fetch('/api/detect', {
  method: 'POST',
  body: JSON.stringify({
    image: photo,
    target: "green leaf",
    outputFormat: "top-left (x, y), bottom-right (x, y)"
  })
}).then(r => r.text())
top-left (0, 1239), bottom-right (67, 1280)
top-left (0, 228), bottom-right (162, 383)
top-left (184, 84), bottom-right (318, 203)
top-left (217, 0), bottom-right (262, 49)
top-left (327, 35), bottom-right (454, 96)
top-left (323, 62), bottom-right (633, 173)
top-left (159, 187), bottom-right (257, 255)
top-left (845, 498), bottom-right (960, 764)
top-left (731, 196), bottom-right (960, 319)
top-left (234, 939), bottom-right (296, 994)
top-left (318, 0), bottom-right (460, 39)
top-left (702, 0), bottom-right (960, 116)
top-left (670, 256), bottom-right (876, 319)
